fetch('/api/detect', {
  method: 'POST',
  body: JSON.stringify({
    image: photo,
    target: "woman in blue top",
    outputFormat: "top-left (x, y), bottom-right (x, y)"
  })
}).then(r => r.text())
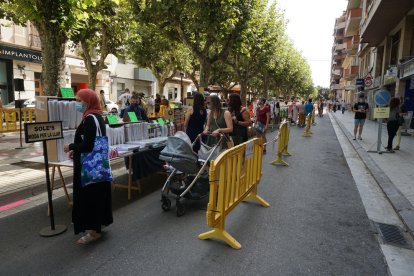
top-left (184, 92), bottom-right (207, 151)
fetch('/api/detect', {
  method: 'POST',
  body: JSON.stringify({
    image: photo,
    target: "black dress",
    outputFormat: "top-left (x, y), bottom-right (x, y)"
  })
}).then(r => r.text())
top-left (69, 113), bottom-right (113, 234)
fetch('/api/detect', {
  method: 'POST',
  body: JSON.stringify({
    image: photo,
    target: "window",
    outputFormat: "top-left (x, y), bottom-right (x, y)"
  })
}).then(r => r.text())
top-left (389, 31), bottom-right (401, 66)
top-left (117, 82), bottom-right (125, 97)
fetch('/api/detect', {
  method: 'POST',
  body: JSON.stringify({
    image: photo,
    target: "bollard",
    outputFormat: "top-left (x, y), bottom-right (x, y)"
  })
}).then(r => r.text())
top-left (303, 114), bottom-right (312, 137)
top-left (270, 121), bottom-right (291, 166)
top-left (198, 138), bottom-right (269, 249)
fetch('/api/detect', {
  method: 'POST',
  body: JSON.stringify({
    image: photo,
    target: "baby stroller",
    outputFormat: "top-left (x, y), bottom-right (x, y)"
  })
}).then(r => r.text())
top-left (159, 131), bottom-right (224, 216)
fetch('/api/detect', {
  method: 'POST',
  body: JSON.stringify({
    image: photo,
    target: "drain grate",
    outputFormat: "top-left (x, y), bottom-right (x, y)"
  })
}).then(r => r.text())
top-left (377, 223), bottom-right (407, 247)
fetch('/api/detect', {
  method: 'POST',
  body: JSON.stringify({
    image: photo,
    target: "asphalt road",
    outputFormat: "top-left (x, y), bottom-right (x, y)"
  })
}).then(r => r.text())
top-left (0, 115), bottom-right (388, 275)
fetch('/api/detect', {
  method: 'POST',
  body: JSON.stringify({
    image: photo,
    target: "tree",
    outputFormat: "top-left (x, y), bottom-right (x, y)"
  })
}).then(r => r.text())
top-left (132, 0), bottom-right (256, 89)
top-left (1, 0), bottom-right (79, 96)
top-left (127, 22), bottom-right (191, 96)
top-left (69, 0), bottom-right (130, 90)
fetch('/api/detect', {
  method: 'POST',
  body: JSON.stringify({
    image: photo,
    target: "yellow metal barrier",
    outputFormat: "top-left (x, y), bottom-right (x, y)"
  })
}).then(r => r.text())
top-left (311, 108), bottom-right (316, 126)
top-left (270, 121), bottom-right (291, 166)
top-left (0, 108), bottom-right (35, 133)
top-left (198, 138), bottom-right (269, 249)
top-left (303, 114), bottom-right (312, 137)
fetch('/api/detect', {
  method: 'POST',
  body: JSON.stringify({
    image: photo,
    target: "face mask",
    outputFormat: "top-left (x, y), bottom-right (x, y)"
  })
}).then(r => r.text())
top-left (207, 103), bottom-right (211, 109)
top-left (75, 102), bottom-right (86, 113)
top-left (359, 98), bottom-right (365, 103)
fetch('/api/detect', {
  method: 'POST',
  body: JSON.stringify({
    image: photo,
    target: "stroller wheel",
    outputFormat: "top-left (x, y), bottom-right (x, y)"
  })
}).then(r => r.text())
top-left (176, 201), bottom-right (186, 217)
top-left (161, 198), bottom-right (171, 211)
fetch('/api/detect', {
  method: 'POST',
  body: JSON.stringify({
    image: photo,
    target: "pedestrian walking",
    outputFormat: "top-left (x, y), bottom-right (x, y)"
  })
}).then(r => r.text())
top-left (147, 95), bottom-right (155, 116)
top-left (117, 88), bottom-right (131, 118)
top-left (393, 99), bottom-right (407, 150)
top-left (318, 100), bottom-right (324, 117)
top-left (63, 89), bottom-right (113, 244)
top-left (341, 100), bottom-right (346, 114)
top-left (184, 92), bottom-right (207, 151)
top-left (385, 97), bottom-right (404, 153)
top-left (155, 94), bottom-right (161, 114)
top-left (297, 100), bottom-right (305, 127)
top-left (228, 93), bottom-right (251, 145)
top-left (304, 98), bottom-right (313, 117)
top-left (352, 93), bottom-right (369, 140)
top-left (254, 98), bottom-right (271, 154)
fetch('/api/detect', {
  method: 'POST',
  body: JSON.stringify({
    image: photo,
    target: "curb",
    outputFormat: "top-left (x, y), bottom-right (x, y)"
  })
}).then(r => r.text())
top-left (330, 113), bottom-right (414, 239)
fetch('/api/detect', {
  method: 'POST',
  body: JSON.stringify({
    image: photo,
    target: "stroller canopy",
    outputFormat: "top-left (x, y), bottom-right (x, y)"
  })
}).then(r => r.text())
top-left (160, 131), bottom-right (200, 174)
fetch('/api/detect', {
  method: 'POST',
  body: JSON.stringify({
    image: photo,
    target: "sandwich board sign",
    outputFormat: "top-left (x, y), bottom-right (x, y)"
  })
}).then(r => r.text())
top-left (24, 121), bottom-right (67, 237)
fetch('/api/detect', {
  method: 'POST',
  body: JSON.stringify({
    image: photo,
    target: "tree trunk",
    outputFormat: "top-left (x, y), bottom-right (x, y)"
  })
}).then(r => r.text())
top-left (240, 80), bottom-right (248, 106)
top-left (199, 59), bottom-right (211, 90)
top-left (88, 67), bottom-right (98, 90)
top-left (37, 24), bottom-right (66, 96)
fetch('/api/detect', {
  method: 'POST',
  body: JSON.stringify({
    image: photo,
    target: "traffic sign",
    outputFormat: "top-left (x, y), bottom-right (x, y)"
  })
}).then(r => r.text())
top-left (364, 78), bottom-right (372, 87)
top-left (374, 90), bottom-right (391, 106)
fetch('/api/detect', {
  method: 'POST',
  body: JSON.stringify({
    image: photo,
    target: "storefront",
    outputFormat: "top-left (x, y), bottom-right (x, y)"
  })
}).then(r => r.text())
top-left (0, 44), bottom-right (43, 103)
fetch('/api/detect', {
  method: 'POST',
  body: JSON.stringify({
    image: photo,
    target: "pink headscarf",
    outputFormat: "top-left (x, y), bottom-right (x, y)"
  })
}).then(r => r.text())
top-left (76, 89), bottom-right (103, 118)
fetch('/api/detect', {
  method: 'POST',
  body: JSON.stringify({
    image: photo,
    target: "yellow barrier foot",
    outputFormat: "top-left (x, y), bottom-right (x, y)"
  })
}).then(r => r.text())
top-left (282, 151), bottom-right (291, 156)
top-left (302, 132), bottom-right (312, 137)
top-left (244, 193), bottom-right (270, 207)
top-left (270, 158), bottom-right (289, 166)
top-left (198, 229), bottom-right (242, 249)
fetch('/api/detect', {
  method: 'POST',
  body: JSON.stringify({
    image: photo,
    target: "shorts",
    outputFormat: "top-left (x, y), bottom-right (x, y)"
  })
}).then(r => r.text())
top-left (354, 119), bottom-right (365, 126)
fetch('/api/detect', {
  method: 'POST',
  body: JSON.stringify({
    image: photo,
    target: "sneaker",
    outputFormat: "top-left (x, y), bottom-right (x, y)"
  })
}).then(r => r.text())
top-left (353, 137), bottom-right (356, 140)
top-left (393, 146), bottom-right (400, 150)
top-left (386, 148), bottom-right (395, 153)
top-left (358, 137), bottom-right (362, 140)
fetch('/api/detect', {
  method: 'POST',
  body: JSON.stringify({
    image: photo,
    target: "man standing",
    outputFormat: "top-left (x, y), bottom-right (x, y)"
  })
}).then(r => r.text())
top-left (304, 98), bottom-right (313, 117)
top-left (352, 93), bottom-right (369, 140)
top-left (118, 88), bottom-right (131, 118)
top-left (99, 90), bottom-right (107, 112)
top-left (122, 94), bottom-right (150, 122)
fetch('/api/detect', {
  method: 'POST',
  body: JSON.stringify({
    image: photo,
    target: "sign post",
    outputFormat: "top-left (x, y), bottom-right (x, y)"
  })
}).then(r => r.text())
top-left (368, 90), bottom-right (391, 154)
top-left (24, 121), bottom-right (67, 237)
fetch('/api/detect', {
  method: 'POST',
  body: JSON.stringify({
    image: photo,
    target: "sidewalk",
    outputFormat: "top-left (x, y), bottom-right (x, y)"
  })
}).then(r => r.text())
top-left (329, 110), bottom-right (414, 237)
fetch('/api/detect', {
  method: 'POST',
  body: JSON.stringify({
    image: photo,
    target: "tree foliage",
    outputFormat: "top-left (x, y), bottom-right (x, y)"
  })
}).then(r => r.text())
top-left (132, 0), bottom-right (256, 89)
top-left (1, 0), bottom-right (81, 95)
top-left (69, 0), bottom-right (131, 90)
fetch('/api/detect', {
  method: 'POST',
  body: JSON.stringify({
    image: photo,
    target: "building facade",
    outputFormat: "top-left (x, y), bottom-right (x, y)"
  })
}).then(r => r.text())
top-left (0, 19), bottom-right (194, 106)
top-left (331, 0), bottom-right (414, 122)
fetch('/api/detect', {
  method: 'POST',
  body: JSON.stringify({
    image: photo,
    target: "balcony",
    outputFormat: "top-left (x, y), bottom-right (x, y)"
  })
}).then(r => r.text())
top-left (344, 65), bottom-right (359, 80)
top-left (345, 8), bottom-right (362, 36)
top-left (336, 21), bottom-right (346, 30)
top-left (398, 57), bottom-right (414, 79)
top-left (360, 0), bottom-right (414, 46)
top-left (29, 34), bottom-right (41, 50)
top-left (134, 68), bottom-right (156, 82)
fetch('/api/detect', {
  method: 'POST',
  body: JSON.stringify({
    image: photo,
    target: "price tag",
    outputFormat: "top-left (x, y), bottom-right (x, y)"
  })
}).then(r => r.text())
top-left (157, 118), bottom-right (165, 126)
top-left (147, 125), bottom-right (152, 129)
top-left (60, 87), bottom-right (75, 98)
top-left (107, 115), bottom-right (118, 125)
top-left (128, 112), bottom-right (138, 122)
top-left (152, 120), bottom-right (157, 124)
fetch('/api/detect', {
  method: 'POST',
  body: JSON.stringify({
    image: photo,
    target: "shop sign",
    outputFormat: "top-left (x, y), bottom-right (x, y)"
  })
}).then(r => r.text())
top-left (0, 45), bottom-right (42, 64)
top-left (24, 121), bottom-right (63, 143)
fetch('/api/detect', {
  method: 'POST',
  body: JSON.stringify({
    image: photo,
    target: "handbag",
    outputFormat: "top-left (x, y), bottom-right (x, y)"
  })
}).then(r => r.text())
top-left (80, 115), bottom-right (113, 187)
top-left (254, 122), bottom-right (265, 133)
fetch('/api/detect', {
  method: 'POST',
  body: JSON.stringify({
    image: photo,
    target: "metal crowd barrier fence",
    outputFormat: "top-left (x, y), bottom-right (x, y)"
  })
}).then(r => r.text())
top-left (270, 121), bottom-right (291, 166)
top-left (303, 114), bottom-right (312, 137)
top-left (198, 138), bottom-right (269, 249)
top-left (311, 108), bottom-right (316, 126)
top-left (0, 108), bottom-right (35, 133)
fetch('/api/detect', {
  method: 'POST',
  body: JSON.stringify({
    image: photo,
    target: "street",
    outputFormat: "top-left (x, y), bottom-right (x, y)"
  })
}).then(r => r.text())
top-left (0, 114), bottom-right (390, 275)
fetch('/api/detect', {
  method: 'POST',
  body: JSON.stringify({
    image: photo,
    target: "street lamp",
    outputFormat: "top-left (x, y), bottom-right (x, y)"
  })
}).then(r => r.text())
top-left (180, 72), bottom-right (184, 102)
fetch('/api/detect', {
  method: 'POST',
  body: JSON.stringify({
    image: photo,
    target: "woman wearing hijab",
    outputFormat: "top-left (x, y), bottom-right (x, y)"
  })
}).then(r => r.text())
top-left (63, 89), bottom-right (113, 244)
